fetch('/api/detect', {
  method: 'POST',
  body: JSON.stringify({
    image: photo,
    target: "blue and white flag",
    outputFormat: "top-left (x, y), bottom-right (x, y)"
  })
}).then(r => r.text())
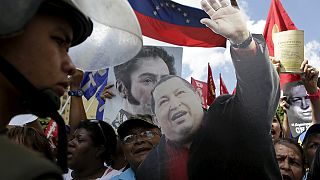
top-left (80, 69), bottom-right (109, 100)
top-left (95, 78), bottom-right (108, 120)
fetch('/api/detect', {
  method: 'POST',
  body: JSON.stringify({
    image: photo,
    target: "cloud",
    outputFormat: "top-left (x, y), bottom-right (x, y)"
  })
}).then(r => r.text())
top-left (305, 40), bottom-right (320, 69)
top-left (145, 1), bottom-right (320, 90)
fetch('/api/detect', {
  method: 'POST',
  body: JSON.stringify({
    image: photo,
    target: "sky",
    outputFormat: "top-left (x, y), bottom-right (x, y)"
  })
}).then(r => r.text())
top-left (143, 0), bottom-right (320, 94)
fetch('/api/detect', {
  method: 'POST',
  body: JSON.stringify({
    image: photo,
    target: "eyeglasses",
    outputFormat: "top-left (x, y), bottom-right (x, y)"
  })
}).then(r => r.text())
top-left (88, 120), bottom-right (107, 144)
top-left (122, 130), bottom-right (160, 144)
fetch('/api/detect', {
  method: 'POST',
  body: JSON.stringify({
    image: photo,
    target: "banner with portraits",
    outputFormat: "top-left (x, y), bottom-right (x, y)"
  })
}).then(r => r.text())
top-left (102, 45), bottom-right (183, 129)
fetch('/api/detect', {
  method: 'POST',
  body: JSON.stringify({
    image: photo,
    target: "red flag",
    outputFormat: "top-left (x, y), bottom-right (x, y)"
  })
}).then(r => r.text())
top-left (220, 73), bottom-right (229, 95)
top-left (263, 0), bottom-right (301, 88)
top-left (232, 87), bottom-right (236, 95)
top-left (207, 63), bottom-right (216, 106)
top-left (263, 0), bottom-right (297, 56)
top-left (128, 0), bottom-right (226, 47)
top-left (191, 77), bottom-right (208, 109)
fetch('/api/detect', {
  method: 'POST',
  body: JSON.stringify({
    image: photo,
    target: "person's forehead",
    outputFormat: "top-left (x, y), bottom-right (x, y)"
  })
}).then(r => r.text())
top-left (36, 14), bottom-right (73, 32)
top-left (306, 133), bottom-right (320, 143)
top-left (74, 128), bottom-right (90, 137)
top-left (154, 77), bottom-right (187, 96)
top-left (133, 57), bottom-right (169, 73)
top-left (276, 143), bottom-right (302, 158)
top-left (290, 85), bottom-right (307, 97)
top-left (272, 117), bottom-right (279, 123)
top-left (127, 126), bottom-right (151, 134)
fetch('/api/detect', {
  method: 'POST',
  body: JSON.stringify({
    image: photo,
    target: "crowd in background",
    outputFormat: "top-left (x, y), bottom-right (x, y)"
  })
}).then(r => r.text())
top-left (1, 0), bottom-right (320, 180)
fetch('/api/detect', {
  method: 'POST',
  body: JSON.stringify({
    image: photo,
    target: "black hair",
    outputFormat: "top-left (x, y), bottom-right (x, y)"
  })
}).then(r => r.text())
top-left (77, 120), bottom-right (117, 164)
top-left (308, 146), bottom-right (320, 180)
top-left (150, 75), bottom-right (196, 113)
top-left (114, 46), bottom-right (177, 105)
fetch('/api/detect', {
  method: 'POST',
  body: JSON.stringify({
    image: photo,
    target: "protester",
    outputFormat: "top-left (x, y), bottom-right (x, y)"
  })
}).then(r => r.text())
top-left (301, 124), bottom-right (320, 173)
top-left (0, 0), bottom-right (93, 179)
top-left (65, 120), bottom-right (120, 180)
top-left (68, 69), bottom-right (129, 171)
top-left (272, 114), bottom-right (284, 141)
top-left (111, 114), bottom-right (161, 180)
top-left (104, 46), bottom-right (177, 128)
top-left (136, 0), bottom-right (283, 179)
top-left (307, 146), bottom-right (320, 180)
top-left (274, 138), bottom-right (305, 180)
top-left (7, 126), bottom-right (55, 161)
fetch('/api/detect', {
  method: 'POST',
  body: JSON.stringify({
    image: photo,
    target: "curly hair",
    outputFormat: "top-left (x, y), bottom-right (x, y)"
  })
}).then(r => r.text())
top-left (77, 120), bottom-right (117, 165)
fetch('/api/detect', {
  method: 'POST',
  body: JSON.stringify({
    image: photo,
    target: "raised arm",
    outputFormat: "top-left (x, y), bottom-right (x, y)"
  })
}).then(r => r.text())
top-left (69, 69), bottom-right (87, 136)
top-left (201, 0), bottom-right (280, 130)
top-left (301, 60), bottom-right (320, 124)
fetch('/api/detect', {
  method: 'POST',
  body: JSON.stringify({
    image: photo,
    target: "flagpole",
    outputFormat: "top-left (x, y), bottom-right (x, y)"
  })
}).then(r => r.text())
top-left (59, 96), bottom-right (71, 115)
top-left (85, 84), bottom-right (104, 113)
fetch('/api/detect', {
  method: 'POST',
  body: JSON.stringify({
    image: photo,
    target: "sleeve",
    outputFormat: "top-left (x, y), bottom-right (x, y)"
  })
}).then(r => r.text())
top-left (231, 34), bottom-right (280, 134)
top-left (188, 34), bottom-right (282, 180)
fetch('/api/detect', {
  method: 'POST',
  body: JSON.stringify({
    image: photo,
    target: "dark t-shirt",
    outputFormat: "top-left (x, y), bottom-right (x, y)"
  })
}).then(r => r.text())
top-left (0, 136), bottom-right (62, 180)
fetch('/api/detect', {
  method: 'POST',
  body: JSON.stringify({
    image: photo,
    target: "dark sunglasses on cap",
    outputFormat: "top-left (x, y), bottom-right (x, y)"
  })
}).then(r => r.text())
top-left (88, 119), bottom-right (107, 144)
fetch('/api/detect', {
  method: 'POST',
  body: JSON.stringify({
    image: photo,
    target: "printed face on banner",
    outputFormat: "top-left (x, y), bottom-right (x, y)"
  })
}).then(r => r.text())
top-left (103, 46), bottom-right (183, 129)
top-left (152, 77), bottom-right (203, 143)
top-left (285, 84), bottom-right (312, 137)
top-left (128, 57), bottom-right (170, 114)
top-left (288, 85), bottom-right (312, 122)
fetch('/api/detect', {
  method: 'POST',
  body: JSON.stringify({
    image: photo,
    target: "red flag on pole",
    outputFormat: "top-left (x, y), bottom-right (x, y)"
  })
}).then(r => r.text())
top-left (207, 63), bottom-right (216, 106)
top-left (263, 0), bottom-right (300, 89)
top-left (219, 73), bottom-right (229, 95)
top-left (191, 77), bottom-right (208, 109)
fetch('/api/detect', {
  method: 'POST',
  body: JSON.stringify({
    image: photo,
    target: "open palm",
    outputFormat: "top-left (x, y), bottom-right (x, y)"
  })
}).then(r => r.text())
top-left (201, 0), bottom-right (248, 44)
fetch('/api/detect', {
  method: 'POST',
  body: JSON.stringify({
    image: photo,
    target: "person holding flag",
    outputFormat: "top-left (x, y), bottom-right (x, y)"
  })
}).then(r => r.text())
top-left (137, 0), bottom-right (282, 179)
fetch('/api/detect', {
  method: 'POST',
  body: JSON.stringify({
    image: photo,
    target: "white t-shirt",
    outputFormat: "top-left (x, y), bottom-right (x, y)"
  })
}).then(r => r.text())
top-left (63, 166), bottom-right (121, 180)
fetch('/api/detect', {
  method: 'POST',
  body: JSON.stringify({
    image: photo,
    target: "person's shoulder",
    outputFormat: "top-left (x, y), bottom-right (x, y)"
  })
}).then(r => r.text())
top-left (99, 167), bottom-right (121, 180)
top-left (0, 136), bottom-right (62, 180)
top-left (208, 95), bottom-right (233, 110)
top-left (109, 168), bottom-right (135, 180)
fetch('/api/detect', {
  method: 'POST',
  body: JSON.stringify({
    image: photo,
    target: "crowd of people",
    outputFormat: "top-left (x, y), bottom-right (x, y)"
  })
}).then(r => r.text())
top-left (1, 0), bottom-right (320, 180)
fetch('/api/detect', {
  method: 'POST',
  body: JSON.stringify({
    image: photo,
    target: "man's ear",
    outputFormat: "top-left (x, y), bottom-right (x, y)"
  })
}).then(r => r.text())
top-left (153, 115), bottom-right (160, 127)
top-left (116, 80), bottom-right (128, 98)
top-left (95, 145), bottom-right (106, 158)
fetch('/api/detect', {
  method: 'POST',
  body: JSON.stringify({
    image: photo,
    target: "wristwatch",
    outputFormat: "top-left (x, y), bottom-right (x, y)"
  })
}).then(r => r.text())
top-left (307, 88), bottom-right (320, 100)
top-left (230, 32), bottom-right (253, 49)
top-left (68, 89), bottom-right (84, 97)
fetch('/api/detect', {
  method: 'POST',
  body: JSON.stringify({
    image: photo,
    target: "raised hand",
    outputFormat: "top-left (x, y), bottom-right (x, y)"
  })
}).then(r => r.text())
top-left (270, 56), bottom-right (281, 75)
top-left (300, 59), bottom-right (319, 93)
top-left (100, 84), bottom-right (115, 100)
top-left (70, 69), bottom-right (84, 89)
top-left (200, 0), bottom-right (249, 44)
